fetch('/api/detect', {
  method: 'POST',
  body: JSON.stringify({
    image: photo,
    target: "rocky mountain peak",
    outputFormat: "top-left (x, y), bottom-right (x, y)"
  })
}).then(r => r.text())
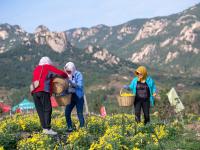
top-left (70, 28), bottom-right (99, 42)
top-left (94, 24), bottom-right (108, 29)
top-left (34, 25), bottom-right (69, 53)
top-left (35, 25), bottom-right (50, 33)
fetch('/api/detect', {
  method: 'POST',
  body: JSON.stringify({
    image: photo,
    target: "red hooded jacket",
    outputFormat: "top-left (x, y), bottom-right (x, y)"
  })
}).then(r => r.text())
top-left (31, 64), bottom-right (68, 94)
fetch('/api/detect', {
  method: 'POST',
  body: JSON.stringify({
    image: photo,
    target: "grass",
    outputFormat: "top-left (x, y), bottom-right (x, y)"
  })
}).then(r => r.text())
top-left (162, 130), bottom-right (200, 150)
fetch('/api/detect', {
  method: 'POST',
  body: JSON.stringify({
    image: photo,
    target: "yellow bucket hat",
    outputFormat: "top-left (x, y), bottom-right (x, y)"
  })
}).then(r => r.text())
top-left (134, 66), bottom-right (148, 80)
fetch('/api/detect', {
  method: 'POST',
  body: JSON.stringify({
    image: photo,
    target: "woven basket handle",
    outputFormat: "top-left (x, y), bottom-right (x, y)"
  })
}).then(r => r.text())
top-left (120, 88), bottom-right (128, 96)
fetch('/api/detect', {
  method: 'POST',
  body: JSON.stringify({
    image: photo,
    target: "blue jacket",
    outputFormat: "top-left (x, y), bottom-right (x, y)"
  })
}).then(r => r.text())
top-left (129, 76), bottom-right (156, 106)
top-left (71, 71), bottom-right (84, 98)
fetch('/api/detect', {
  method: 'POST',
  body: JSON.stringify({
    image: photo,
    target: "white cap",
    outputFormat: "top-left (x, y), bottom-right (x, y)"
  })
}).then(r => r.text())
top-left (38, 56), bottom-right (53, 65)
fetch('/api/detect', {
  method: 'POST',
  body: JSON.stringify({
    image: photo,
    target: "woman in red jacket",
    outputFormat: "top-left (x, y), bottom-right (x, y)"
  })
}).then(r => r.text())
top-left (31, 56), bottom-right (68, 135)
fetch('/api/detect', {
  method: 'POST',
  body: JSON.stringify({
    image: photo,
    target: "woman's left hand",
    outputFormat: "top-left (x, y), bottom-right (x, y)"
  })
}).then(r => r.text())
top-left (153, 93), bottom-right (156, 97)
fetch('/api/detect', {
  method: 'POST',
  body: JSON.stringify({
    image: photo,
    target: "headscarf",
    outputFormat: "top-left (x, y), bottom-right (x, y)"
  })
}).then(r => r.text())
top-left (64, 62), bottom-right (76, 78)
top-left (134, 66), bottom-right (148, 81)
top-left (38, 56), bottom-right (53, 66)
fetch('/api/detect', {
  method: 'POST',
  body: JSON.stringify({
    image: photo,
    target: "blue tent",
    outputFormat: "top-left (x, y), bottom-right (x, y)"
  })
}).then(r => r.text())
top-left (12, 98), bottom-right (35, 111)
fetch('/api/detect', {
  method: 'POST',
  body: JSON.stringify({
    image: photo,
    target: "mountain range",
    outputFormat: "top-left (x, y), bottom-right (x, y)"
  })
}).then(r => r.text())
top-left (66, 3), bottom-right (200, 76)
top-left (0, 3), bottom-right (200, 91)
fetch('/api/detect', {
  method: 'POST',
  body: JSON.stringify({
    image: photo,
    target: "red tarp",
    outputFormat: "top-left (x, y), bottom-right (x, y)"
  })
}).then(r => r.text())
top-left (50, 97), bottom-right (58, 107)
top-left (0, 102), bottom-right (11, 113)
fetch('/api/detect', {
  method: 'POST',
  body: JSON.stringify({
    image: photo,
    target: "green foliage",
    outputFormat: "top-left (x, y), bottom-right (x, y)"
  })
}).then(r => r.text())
top-left (86, 89), bottom-right (112, 113)
top-left (182, 90), bottom-right (200, 114)
top-left (163, 131), bottom-right (200, 150)
top-left (9, 87), bottom-right (33, 105)
top-left (0, 133), bottom-right (20, 150)
top-left (86, 116), bottom-right (107, 137)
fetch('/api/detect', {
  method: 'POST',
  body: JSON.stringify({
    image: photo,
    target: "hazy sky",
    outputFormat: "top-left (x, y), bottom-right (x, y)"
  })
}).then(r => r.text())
top-left (0, 0), bottom-right (199, 32)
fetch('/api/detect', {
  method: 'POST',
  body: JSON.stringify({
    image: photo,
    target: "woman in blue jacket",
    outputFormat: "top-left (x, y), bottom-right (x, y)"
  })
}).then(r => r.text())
top-left (64, 62), bottom-right (85, 132)
top-left (124, 66), bottom-right (156, 124)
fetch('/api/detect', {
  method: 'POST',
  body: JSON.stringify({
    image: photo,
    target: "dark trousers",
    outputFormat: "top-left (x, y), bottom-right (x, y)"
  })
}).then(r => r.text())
top-left (32, 92), bottom-right (52, 129)
top-left (134, 98), bottom-right (150, 124)
top-left (65, 93), bottom-right (85, 128)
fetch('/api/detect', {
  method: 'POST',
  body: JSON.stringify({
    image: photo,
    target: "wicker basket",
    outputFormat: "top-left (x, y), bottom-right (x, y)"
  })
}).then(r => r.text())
top-left (52, 77), bottom-right (68, 94)
top-left (52, 77), bottom-right (71, 106)
top-left (117, 88), bottom-right (135, 107)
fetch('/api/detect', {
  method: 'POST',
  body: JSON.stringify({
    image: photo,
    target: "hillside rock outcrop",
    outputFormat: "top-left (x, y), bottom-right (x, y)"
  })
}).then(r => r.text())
top-left (133, 19), bottom-right (168, 42)
top-left (93, 48), bottom-right (120, 65)
top-left (129, 44), bottom-right (157, 63)
top-left (35, 25), bottom-right (68, 53)
top-left (0, 30), bottom-right (9, 40)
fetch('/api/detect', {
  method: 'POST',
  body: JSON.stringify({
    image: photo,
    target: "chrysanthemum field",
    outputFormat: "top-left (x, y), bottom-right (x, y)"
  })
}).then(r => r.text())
top-left (0, 111), bottom-right (199, 150)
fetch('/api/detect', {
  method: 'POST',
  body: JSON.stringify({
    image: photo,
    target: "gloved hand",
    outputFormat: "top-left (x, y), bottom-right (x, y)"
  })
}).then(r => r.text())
top-left (68, 80), bottom-right (77, 88)
top-left (123, 85), bottom-right (129, 89)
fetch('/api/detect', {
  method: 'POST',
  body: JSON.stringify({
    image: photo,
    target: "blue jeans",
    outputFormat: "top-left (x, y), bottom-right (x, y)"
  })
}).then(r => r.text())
top-left (65, 93), bottom-right (85, 128)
